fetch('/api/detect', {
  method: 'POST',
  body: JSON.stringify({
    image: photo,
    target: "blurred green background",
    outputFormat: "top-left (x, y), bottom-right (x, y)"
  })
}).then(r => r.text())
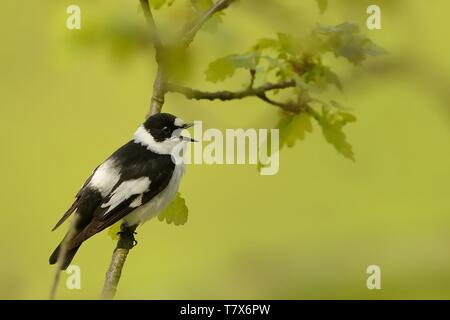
top-left (1, 0), bottom-right (449, 299)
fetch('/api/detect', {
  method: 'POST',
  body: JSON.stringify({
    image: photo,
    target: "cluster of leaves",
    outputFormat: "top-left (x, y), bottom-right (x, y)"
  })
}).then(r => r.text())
top-left (148, 1), bottom-right (382, 163)
top-left (102, 2), bottom-right (383, 233)
top-left (205, 22), bottom-right (384, 162)
top-left (150, 0), bottom-right (329, 31)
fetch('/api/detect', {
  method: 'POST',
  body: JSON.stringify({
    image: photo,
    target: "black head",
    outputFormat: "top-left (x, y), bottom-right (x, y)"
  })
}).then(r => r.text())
top-left (143, 113), bottom-right (192, 142)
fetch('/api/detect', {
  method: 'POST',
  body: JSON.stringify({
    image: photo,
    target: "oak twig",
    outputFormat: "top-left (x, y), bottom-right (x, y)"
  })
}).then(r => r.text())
top-left (167, 79), bottom-right (300, 113)
top-left (182, 0), bottom-right (236, 47)
top-left (167, 80), bottom-right (295, 100)
top-left (140, 0), bottom-right (167, 116)
top-left (101, 224), bottom-right (137, 300)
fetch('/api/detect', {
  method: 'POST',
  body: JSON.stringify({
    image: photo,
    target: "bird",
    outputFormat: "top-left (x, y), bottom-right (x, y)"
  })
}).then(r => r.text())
top-left (49, 112), bottom-right (194, 269)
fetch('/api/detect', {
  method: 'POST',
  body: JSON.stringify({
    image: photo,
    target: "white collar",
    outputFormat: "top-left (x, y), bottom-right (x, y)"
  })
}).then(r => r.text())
top-left (133, 125), bottom-right (174, 155)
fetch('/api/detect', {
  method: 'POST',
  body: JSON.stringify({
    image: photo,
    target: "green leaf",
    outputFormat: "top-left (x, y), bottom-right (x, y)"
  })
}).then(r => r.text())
top-left (293, 74), bottom-right (311, 91)
top-left (323, 67), bottom-right (343, 91)
top-left (205, 52), bottom-right (260, 82)
top-left (338, 110), bottom-right (357, 124)
top-left (158, 192), bottom-right (188, 226)
top-left (320, 123), bottom-right (354, 160)
top-left (316, 0), bottom-right (328, 14)
top-left (316, 107), bottom-right (355, 161)
top-left (254, 38), bottom-right (278, 50)
top-left (329, 101), bottom-right (355, 116)
top-left (253, 33), bottom-right (299, 56)
top-left (108, 222), bottom-right (121, 240)
top-left (205, 56), bottom-right (236, 82)
top-left (258, 113), bottom-right (312, 173)
top-left (276, 32), bottom-right (298, 55)
top-left (232, 52), bottom-right (260, 69)
top-left (278, 112), bottom-right (313, 148)
top-left (315, 22), bottom-right (385, 65)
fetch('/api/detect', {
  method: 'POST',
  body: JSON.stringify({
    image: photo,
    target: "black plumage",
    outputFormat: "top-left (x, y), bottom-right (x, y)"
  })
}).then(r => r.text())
top-left (50, 113), bottom-right (188, 269)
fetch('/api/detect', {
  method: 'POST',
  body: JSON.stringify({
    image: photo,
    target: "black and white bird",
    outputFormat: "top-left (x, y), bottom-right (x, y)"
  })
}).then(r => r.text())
top-left (49, 113), bottom-right (194, 269)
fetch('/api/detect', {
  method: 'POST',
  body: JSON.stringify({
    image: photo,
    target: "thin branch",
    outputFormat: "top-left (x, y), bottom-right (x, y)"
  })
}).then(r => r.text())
top-left (167, 80), bottom-right (295, 100)
top-left (248, 68), bottom-right (256, 89)
top-left (257, 93), bottom-right (300, 114)
top-left (140, 0), bottom-right (167, 116)
top-left (167, 80), bottom-right (300, 113)
top-left (139, 0), bottom-right (163, 56)
top-left (149, 65), bottom-right (168, 116)
top-left (100, 225), bottom-right (137, 300)
top-left (243, 69), bottom-right (299, 113)
top-left (182, 0), bottom-right (236, 47)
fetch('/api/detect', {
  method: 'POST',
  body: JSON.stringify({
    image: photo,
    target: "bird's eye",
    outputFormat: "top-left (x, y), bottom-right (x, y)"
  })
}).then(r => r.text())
top-left (161, 126), bottom-right (170, 134)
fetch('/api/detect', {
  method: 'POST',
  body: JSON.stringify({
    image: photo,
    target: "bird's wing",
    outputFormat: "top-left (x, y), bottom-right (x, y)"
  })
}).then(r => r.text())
top-left (67, 153), bottom-right (175, 248)
top-left (51, 172), bottom-right (95, 231)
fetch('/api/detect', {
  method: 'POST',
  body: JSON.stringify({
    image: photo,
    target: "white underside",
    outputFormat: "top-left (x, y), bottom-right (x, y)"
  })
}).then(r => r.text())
top-left (123, 162), bottom-right (185, 226)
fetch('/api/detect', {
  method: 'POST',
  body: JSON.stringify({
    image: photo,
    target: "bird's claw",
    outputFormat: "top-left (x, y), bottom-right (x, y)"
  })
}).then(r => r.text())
top-left (116, 230), bottom-right (138, 247)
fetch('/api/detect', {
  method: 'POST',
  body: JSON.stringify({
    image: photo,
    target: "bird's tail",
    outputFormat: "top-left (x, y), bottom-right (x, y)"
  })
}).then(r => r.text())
top-left (49, 236), bottom-right (81, 270)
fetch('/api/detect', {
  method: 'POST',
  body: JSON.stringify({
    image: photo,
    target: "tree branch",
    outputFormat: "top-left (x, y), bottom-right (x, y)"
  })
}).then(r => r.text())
top-left (140, 0), bottom-right (167, 116)
top-left (139, 0), bottom-right (163, 55)
top-left (167, 79), bottom-right (300, 113)
top-left (182, 0), bottom-right (236, 47)
top-left (167, 80), bottom-right (295, 100)
top-left (100, 224), bottom-right (137, 300)
top-left (256, 93), bottom-right (300, 113)
top-left (149, 65), bottom-right (168, 116)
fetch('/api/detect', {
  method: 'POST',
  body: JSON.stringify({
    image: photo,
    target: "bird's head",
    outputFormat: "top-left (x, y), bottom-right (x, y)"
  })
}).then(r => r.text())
top-left (134, 113), bottom-right (195, 155)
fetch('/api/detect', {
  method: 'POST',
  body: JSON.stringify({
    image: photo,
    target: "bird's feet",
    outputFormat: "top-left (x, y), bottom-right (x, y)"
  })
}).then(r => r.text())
top-left (116, 227), bottom-right (138, 249)
top-left (116, 231), bottom-right (138, 246)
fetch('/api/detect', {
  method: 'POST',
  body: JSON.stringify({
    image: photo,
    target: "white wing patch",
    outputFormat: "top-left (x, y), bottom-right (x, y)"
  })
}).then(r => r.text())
top-left (130, 194), bottom-right (143, 208)
top-left (101, 177), bottom-right (151, 215)
top-left (89, 159), bottom-right (121, 197)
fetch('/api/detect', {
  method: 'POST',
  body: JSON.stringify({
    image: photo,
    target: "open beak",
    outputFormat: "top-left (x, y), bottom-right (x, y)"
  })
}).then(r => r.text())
top-left (180, 136), bottom-right (198, 142)
top-left (179, 123), bottom-right (196, 142)
top-left (182, 123), bottom-right (194, 129)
